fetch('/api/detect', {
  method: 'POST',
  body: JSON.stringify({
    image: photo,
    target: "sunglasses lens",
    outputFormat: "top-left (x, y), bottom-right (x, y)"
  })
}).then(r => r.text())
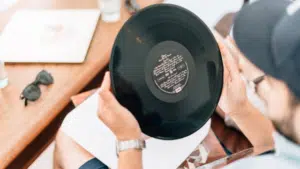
top-left (20, 70), bottom-right (53, 106)
top-left (36, 70), bottom-right (54, 85)
top-left (22, 85), bottom-right (41, 101)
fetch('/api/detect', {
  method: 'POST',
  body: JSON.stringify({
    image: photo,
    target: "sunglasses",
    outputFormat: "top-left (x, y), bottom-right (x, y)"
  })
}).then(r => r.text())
top-left (20, 70), bottom-right (54, 106)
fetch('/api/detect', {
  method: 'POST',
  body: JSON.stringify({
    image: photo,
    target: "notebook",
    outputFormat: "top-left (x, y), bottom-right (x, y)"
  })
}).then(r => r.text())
top-left (61, 92), bottom-right (211, 169)
top-left (0, 10), bottom-right (100, 63)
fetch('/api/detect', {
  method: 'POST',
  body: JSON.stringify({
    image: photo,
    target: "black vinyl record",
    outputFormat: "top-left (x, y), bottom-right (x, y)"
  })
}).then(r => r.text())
top-left (109, 4), bottom-right (223, 140)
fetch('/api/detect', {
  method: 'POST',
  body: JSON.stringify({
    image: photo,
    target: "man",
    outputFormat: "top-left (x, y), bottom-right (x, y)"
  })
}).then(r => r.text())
top-left (54, 0), bottom-right (300, 168)
top-left (220, 0), bottom-right (300, 168)
top-left (53, 43), bottom-right (299, 169)
top-left (231, 0), bottom-right (300, 144)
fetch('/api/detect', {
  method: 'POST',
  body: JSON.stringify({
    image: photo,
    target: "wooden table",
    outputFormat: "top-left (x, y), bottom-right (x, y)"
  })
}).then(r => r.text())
top-left (0, 0), bottom-right (160, 168)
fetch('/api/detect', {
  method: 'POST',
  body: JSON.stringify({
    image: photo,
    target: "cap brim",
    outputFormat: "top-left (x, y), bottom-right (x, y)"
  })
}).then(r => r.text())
top-left (233, 0), bottom-right (291, 77)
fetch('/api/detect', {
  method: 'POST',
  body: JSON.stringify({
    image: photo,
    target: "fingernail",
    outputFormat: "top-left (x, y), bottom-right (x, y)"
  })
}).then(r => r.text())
top-left (224, 38), bottom-right (234, 49)
top-left (226, 35), bottom-right (233, 40)
top-left (224, 37), bottom-right (230, 43)
top-left (104, 71), bottom-right (108, 78)
top-left (97, 88), bottom-right (103, 93)
top-left (105, 71), bottom-right (110, 79)
top-left (224, 37), bottom-right (230, 42)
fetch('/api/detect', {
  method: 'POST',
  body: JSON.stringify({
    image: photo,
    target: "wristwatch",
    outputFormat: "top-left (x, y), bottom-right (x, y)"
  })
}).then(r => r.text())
top-left (116, 139), bottom-right (146, 156)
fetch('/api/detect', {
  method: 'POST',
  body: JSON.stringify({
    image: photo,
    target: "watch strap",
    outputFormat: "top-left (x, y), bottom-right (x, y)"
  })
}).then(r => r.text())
top-left (116, 139), bottom-right (146, 155)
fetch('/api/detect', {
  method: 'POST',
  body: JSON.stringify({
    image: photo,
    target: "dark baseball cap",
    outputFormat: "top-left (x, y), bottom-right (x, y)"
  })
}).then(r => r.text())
top-left (233, 0), bottom-right (300, 97)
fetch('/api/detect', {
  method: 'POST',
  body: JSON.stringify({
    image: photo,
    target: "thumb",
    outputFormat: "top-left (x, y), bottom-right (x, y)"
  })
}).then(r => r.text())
top-left (98, 90), bottom-right (124, 122)
top-left (97, 71), bottom-right (124, 121)
top-left (99, 71), bottom-right (111, 92)
top-left (98, 71), bottom-right (117, 115)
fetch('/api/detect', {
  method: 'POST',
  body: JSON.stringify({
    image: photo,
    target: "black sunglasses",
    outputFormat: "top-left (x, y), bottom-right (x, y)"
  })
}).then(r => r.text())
top-left (20, 70), bottom-right (54, 106)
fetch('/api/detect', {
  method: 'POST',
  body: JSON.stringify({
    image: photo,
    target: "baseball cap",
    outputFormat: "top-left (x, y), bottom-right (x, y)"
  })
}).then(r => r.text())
top-left (233, 0), bottom-right (300, 97)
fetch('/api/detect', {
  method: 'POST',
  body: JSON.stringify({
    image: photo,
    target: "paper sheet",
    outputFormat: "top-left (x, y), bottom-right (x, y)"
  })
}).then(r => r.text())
top-left (61, 93), bottom-right (210, 169)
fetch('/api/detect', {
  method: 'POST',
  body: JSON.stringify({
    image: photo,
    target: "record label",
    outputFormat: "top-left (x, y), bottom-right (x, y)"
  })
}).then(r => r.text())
top-left (145, 40), bottom-right (193, 103)
top-left (153, 53), bottom-right (189, 94)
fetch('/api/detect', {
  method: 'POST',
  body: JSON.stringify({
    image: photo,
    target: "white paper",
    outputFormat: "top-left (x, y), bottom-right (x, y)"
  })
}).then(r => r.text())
top-left (0, 10), bottom-right (100, 63)
top-left (61, 93), bottom-right (210, 169)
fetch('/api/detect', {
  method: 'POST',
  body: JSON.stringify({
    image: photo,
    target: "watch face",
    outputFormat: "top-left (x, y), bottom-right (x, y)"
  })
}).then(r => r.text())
top-left (110, 4), bottom-right (223, 140)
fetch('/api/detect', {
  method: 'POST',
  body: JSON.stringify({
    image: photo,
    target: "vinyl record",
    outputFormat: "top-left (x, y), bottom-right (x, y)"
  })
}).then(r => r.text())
top-left (110, 4), bottom-right (223, 140)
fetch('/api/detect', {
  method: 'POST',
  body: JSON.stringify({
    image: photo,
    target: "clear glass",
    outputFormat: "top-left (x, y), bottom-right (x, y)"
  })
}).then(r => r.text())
top-left (98, 0), bottom-right (121, 22)
top-left (0, 61), bottom-right (8, 88)
top-left (0, 0), bottom-right (19, 12)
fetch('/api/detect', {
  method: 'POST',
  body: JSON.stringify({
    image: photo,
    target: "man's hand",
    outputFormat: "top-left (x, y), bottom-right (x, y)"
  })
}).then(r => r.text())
top-left (217, 34), bottom-right (300, 143)
top-left (213, 32), bottom-right (275, 147)
top-left (97, 72), bottom-right (142, 141)
top-left (225, 37), bottom-right (265, 81)
top-left (214, 32), bottom-right (249, 116)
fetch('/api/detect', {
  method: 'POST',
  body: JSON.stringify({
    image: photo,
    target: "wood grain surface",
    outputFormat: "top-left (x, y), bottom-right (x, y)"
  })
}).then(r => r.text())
top-left (0, 0), bottom-right (160, 168)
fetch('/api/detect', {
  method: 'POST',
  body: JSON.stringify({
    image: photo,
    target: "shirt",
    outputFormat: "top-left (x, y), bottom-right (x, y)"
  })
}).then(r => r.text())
top-left (224, 132), bottom-right (300, 169)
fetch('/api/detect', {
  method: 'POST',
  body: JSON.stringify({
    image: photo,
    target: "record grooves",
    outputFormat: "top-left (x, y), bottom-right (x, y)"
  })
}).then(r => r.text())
top-left (110, 4), bottom-right (223, 140)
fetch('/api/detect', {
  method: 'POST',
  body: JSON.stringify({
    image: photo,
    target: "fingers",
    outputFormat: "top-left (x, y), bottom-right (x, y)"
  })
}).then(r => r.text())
top-left (226, 36), bottom-right (247, 65)
top-left (224, 37), bottom-right (238, 52)
top-left (224, 37), bottom-right (241, 64)
top-left (72, 72), bottom-right (111, 107)
top-left (98, 90), bottom-right (122, 127)
top-left (226, 36), bottom-right (244, 58)
top-left (100, 72), bottom-right (111, 92)
top-left (99, 90), bottom-right (122, 111)
top-left (216, 106), bottom-right (226, 118)
top-left (212, 30), bottom-right (230, 83)
top-left (98, 71), bottom-right (121, 111)
top-left (97, 72), bottom-right (124, 120)
top-left (212, 31), bottom-right (240, 79)
top-left (221, 42), bottom-right (240, 79)
top-left (223, 62), bottom-right (230, 85)
top-left (212, 30), bottom-right (224, 44)
top-left (225, 36), bottom-right (253, 73)
top-left (226, 37), bottom-right (266, 81)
